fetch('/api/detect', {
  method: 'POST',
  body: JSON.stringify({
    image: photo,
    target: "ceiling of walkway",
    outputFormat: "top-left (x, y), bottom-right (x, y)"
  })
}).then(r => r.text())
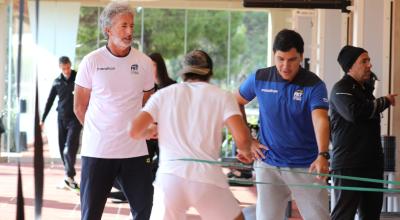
top-left (40, 0), bottom-right (270, 11)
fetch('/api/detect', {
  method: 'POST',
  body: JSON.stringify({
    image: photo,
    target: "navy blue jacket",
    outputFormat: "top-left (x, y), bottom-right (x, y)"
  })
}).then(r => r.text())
top-left (42, 70), bottom-right (78, 122)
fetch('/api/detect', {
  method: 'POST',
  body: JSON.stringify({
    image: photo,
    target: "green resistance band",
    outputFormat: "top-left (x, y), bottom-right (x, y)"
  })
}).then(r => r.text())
top-left (175, 158), bottom-right (400, 193)
top-left (229, 179), bottom-right (400, 193)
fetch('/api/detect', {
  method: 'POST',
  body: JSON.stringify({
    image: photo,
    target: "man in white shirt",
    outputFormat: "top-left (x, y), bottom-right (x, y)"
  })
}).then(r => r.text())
top-left (130, 50), bottom-right (253, 220)
top-left (74, 2), bottom-right (155, 220)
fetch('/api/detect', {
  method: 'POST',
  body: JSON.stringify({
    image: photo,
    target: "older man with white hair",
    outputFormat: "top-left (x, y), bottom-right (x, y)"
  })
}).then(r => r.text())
top-left (74, 2), bottom-right (155, 219)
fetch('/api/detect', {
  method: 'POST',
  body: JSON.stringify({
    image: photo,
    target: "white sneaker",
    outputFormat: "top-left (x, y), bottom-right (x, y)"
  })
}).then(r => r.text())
top-left (56, 177), bottom-right (80, 194)
top-left (64, 177), bottom-right (80, 192)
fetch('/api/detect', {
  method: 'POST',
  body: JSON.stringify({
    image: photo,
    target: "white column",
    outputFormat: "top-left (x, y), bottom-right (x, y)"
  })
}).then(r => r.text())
top-left (0, 2), bottom-right (6, 113)
top-left (315, 9), bottom-right (345, 93)
top-left (292, 9), bottom-right (314, 72)
top-left (27, 1), bottom-right (81, 158)
top-left (0, 1), bottom-right (7, 160)
top-left (363, 0), bottom-right (386, 98)
top-left (312, 8), bottom-right (346, 212)
top-left (352, 0), bottom-right (365, 47)
top-left (268, 9), bottom-right (293, 66)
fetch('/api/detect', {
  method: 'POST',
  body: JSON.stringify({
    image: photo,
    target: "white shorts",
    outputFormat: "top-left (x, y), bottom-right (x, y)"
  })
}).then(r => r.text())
top-left (150, 173), bottom-right (242, 220)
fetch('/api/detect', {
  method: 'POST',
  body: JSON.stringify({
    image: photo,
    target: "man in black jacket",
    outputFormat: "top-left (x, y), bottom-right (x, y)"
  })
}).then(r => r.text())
top-left (41, 56), bottom-right (82, 191)
top-left (330, 45), bottom-right (397, 220)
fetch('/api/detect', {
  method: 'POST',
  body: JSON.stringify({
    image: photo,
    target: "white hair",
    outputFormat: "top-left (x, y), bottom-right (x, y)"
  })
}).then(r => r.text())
top-left (99, 1), bottom-right (135, 39)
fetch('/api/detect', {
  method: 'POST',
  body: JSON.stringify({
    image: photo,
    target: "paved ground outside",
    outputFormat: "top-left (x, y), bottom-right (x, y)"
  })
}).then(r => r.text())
top-left (0, 144), bottom-right (302, 219)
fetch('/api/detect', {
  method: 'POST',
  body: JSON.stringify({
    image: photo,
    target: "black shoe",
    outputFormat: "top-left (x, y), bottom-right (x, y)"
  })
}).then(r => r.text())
top-left (64, 177), bottom-right (80, 193)
top-left (109, 191), bottom-right (128, 203)
top-left (227, 169), bottom-right (253, 186)
top-left (227, 169), bottom-right (253, 179)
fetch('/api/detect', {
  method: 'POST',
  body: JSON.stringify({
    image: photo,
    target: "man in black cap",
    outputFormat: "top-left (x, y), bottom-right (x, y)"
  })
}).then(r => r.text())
top-left (330, 45), bottom-right (397, 220)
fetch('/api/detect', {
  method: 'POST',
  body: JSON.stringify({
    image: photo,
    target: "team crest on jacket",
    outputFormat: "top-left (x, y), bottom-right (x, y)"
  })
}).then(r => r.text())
top-left (293, 89), bottom-right (304, 101)
top-left (131, 64), bottom-right (139, 74)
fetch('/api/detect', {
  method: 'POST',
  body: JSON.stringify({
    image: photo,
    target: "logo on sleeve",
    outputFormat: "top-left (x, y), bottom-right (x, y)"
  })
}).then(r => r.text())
top-left (293, 89), bottom-right (304, 101)
top-left (131, 64), bottom-right (139, 74)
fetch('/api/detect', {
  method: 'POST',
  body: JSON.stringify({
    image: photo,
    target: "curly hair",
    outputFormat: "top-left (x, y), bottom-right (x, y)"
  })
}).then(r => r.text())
top-left (99, 2), bottom-right (135, 40)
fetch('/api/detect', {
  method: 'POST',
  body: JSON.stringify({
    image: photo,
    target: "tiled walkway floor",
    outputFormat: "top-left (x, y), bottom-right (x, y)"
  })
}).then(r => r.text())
top-left (0, 162), bottom-right (257, 219)
top-left (0, 145), bottom-right (302, 219)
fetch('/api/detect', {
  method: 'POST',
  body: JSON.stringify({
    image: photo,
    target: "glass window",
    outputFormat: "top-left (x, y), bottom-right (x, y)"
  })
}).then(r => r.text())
top-left (75, 7), bottom-right (105, 67)
top-left (75, 7), bottom-right (269, 90)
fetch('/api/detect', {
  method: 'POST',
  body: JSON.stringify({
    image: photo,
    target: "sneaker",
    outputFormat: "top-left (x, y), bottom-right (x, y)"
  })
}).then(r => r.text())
top-left (64, 177), bottom-right (80, 193)
top-left (227, 169), bottom-right (253, 179)
top-left (108, 191), bottom-right (128, 204)
top-left (227, 169), bottom-right (253, 186)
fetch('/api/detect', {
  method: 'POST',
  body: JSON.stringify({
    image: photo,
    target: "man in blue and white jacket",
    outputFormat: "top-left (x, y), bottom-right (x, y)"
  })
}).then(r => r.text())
top-left (235, 29), bottom-right (330, 220)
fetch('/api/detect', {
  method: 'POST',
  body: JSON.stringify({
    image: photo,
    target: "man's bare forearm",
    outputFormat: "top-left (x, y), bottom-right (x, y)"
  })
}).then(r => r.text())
top-left (74, 107), bottom-right (86, 125)
top-left (74, 85), bottom-right (91, 125)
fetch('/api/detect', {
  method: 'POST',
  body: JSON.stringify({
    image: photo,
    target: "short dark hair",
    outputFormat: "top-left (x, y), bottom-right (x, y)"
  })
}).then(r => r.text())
top-left (182, 72), bottom-right (211, 82)
top-left (59, 56), bottom-right (71, 65)
top-left (273, 29), bottom-right (304, 54)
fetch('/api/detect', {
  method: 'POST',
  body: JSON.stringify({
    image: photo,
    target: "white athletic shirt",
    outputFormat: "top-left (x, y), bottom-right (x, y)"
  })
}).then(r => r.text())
top-left (76, 46), bottom-right (155, 158)
top-left (143, 82), bottom-right (241, 188)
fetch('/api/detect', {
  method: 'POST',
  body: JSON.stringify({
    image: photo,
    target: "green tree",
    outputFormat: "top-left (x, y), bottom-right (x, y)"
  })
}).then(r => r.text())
top-left (75, 7), bottom-right (268, 83)
top-left (75, 7), bottom-right (106, 66)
